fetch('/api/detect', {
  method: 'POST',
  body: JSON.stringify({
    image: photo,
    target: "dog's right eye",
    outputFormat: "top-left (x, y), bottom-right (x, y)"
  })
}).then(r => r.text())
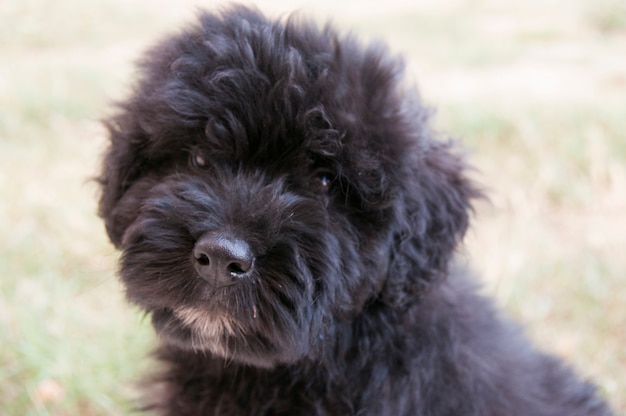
top-left (189, 151), bottom-right (207, 169)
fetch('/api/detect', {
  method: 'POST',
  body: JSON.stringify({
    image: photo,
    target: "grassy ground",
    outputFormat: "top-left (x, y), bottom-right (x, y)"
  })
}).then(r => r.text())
top-left (1, 0), bottom-right (624, 414)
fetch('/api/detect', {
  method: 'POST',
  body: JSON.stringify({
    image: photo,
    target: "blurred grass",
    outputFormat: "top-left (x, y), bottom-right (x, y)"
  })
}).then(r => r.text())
top-left (1, 0), bottom-right (624, 414)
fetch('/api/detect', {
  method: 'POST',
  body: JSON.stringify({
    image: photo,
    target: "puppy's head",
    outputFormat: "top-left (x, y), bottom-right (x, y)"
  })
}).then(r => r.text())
top-left (98, 5), bottom-right (478, 367)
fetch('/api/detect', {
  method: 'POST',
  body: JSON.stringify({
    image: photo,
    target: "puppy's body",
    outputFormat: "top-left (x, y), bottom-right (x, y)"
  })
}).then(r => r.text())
top-left (98, 5), bottom-right (612, 415)
top-left (148, 272), bottom-right (606, 415)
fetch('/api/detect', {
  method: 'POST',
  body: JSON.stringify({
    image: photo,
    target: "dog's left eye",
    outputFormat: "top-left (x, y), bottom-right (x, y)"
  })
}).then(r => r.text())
top-left (315, 172), bottom-right (336, 195)
top-left (320, 175), bottom-right (332, 189)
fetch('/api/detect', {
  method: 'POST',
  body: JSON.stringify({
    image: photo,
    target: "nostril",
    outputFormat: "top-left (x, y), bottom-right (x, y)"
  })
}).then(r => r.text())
top-left (227, 259), bottom-right (253, 277)
top-left (228, 263), bottom-right (243, 275)
top-left (196, 253), bottom-right (210, 266)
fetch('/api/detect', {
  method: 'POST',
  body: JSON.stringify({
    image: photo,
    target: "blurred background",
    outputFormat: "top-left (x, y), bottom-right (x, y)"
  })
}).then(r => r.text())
top-left (1, 0), bottom-right (624, 414)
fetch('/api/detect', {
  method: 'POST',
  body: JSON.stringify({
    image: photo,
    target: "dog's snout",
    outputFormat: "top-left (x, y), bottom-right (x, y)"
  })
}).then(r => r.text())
top-left (193, 232), bottom-right (255, 285)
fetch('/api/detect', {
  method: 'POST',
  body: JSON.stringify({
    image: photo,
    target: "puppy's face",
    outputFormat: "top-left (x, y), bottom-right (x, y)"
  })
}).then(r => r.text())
top-left (99, 7), bottom-right (474, 367)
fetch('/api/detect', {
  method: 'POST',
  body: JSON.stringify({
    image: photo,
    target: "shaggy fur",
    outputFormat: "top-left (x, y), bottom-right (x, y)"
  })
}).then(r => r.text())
top-left (98, 5), bottom-right (612, 415)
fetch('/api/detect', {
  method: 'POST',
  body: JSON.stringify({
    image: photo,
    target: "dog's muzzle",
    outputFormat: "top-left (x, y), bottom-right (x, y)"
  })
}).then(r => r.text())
top-left (192, 231), bottom-right (256, 286)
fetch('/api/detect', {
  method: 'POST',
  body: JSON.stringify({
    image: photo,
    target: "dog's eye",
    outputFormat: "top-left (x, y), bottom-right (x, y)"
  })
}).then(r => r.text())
top-left (189, 151), bottom-right (207, 169)
top-left (315, 172), bottom-right (336, 195)
top-left (320, 174), bottom-right (332, 189)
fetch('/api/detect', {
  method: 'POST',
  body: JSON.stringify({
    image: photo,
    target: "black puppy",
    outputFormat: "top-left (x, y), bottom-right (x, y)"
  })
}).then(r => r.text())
top-left (98, 5), bottom-right (612, 415)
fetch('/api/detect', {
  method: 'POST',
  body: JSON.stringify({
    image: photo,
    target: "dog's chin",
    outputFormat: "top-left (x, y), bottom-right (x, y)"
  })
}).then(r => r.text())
top-left (150, 307), bottom-right (234, 354)
top-left (150, 307), bottom-right (304, 368)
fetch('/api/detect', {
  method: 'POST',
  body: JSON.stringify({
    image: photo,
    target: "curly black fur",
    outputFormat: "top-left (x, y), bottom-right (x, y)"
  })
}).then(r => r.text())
top-left (97, 5), bottom-right (612, 415)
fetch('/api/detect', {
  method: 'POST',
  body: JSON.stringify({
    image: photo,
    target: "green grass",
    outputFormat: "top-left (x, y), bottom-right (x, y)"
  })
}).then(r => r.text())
top-left (1, 0), bottom-right (624, 414)
top-left (587, 0), bottom-right (626, 34)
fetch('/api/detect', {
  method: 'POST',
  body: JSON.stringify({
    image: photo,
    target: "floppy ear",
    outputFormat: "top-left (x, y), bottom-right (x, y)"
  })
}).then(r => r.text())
top-left (381, 140), bottom-right (480, 308)
top-left (97, 115), bottom-right (147, 248)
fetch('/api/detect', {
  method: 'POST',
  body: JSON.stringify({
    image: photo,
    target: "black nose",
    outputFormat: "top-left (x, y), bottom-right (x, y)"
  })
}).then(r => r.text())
top-left (192, 232), bottom-right (255, 285)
